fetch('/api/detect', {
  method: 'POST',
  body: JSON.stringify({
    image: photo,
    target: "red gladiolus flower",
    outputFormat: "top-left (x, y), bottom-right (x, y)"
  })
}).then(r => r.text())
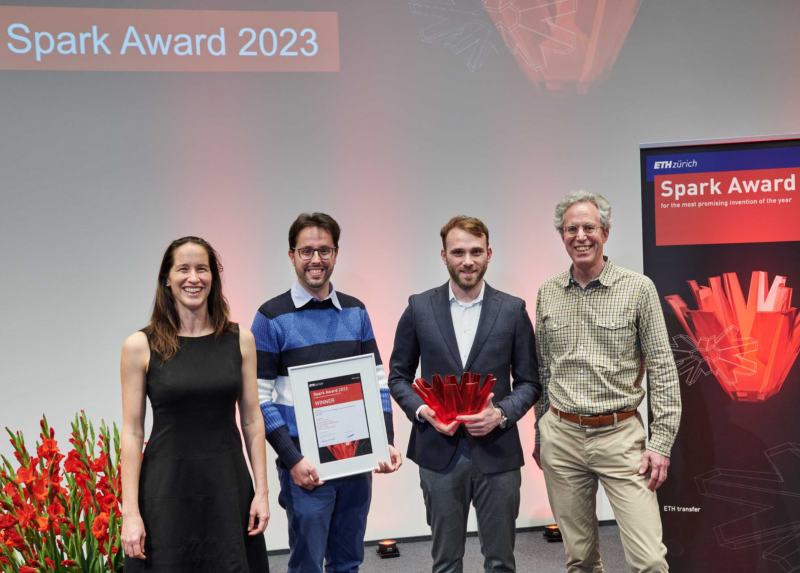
top-left (90, 453), bottom-right (108, 474)
top-left (49, 473), bottom-right (64, 492)
top-left (44, 452), bottom-right (64, 468)
top-left (79, 521), bottom-right (86, 538)
top-left (14, 467), bottom-right (36, 485)
top-left (91, 512), bottom-right (109, 543)
top-left (0, 514), bottom-right (17, 529)
top-left (16, 504), bottom-right (36, 528)
top-left (19, 567), bottom-right (38, 573)
top-left (34, 516), bottom-right (49, 533)
top-left (4, 529), bottom-right (25, 550)
top-left (73, 472), bottom-right (90, 496)
top-left (79, 493), bottom-right (94, 511)
top-left (30, 480), bottom-right (47, 503)
top-left (97, 493), bottom-right (117, 513)
top-left (36, 439), bottom-right (59, 461)
top-left (96, 475), bottom-right (111, 494)
top-left (3, 483), bottom-right (23, 508)
top-left (61, 560), bottom-right (77, 567)
top-left (46, 501), bottom-right (64, 520)
top-left (45, 557), bottom-right (54, 569)
top-left (63, 451), bottom-right (84, 474)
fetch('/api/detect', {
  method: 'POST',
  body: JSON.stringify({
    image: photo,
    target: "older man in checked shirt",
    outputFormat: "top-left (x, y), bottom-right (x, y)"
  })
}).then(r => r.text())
top-left (533, 191), bottom-right (681, 573)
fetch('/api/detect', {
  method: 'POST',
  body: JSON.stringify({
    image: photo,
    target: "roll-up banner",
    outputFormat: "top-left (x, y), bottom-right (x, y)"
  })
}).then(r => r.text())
top-left (641, 135), bottom-right (800, 573)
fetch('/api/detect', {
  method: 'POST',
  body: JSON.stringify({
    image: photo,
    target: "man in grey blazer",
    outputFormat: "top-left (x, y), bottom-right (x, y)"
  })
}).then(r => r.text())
top-left (389, 216), bottom-right (541, 573)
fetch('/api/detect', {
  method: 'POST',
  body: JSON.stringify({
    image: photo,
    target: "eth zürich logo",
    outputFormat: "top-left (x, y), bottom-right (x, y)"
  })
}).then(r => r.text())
top-left (654, 160), bottom-right (698, 170)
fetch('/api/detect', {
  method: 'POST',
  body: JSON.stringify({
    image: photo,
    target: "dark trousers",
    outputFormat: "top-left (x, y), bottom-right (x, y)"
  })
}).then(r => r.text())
top-left (419, 440), bottom-right (521, 573)
top-left (278, 469), bottom-right (372, 573)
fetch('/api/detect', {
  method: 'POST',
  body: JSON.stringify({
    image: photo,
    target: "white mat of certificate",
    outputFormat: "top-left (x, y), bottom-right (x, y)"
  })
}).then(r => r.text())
top-left (289, 353), bottom-right (390, 481)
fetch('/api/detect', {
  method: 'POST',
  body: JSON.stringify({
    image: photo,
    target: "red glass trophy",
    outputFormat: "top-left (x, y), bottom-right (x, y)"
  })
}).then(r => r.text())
top-left (412, 372), bottom-right (496, 425)
top-left (665, 271), bottom-right (800, 403)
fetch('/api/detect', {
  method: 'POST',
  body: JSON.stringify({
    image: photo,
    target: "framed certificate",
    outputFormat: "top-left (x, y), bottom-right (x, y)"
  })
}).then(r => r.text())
top-left (288, 353), bottom-right (390, 481)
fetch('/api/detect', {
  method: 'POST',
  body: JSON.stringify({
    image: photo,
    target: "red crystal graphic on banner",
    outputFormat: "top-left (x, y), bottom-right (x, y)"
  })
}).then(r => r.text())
top-left (327, 441), bottom-right (359, 460)
top-left (412, 372), bottom-right (496, 425)
top-left (486, 0), bottom-right (641, 94)
top-left (665, 271), bottom-right (800, 403)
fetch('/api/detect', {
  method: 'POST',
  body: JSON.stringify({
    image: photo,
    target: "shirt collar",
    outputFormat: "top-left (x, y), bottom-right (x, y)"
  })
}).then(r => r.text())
top-left (448, 281), bottom-right (485, 307)
top-left (291, 280), bottom-right (342, 310)
top-left (563, 257), bottom-right (615, 289)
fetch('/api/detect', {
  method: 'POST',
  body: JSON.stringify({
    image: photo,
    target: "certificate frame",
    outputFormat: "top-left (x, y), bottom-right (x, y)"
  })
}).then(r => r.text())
top-left (289, 353), bottom-right (390, 481)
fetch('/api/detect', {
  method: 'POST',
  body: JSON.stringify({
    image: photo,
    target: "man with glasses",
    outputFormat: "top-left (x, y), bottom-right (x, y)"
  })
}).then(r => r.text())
top-left (533, 191), bottom-right (681, 573)
top-left (389, 215), bottom-right (540, 573)
top-left (251, 212), bottom-right (402, 573)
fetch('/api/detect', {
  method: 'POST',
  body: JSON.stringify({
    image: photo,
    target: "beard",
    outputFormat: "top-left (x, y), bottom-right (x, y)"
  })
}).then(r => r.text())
top-left (299, 264), bottom-right (332, 289)
top-left (447, 261), bottom-right (487, 291)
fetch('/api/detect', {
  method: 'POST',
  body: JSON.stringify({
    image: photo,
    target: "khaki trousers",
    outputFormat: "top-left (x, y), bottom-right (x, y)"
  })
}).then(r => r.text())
top-left (540, 410), bottom-right (668, 573)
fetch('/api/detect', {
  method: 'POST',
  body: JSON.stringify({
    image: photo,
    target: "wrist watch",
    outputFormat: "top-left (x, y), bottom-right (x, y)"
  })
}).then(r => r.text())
top-left (495, 404), bottom-right (509, 429)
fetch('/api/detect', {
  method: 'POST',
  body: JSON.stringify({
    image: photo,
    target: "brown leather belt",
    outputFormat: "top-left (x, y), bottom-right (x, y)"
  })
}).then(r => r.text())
top-left (550, 405), bottom-right (636, 427)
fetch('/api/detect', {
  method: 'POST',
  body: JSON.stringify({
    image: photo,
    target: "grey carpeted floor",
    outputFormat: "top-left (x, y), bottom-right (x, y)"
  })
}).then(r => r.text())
top-left (268, 524), bottom-right (628, 572)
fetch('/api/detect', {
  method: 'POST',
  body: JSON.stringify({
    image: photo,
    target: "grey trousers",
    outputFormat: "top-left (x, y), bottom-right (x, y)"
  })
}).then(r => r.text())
top-left (419, 441), bottom-right (521, 573)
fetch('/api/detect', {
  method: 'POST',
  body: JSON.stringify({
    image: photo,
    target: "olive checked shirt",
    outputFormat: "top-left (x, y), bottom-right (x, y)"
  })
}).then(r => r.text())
top-left (533, 259), bottom-right (681, 457)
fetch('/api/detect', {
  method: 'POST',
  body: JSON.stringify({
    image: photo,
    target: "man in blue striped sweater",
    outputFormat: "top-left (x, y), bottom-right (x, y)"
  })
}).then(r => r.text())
top-left (252, 212), bottom-right (402, 573)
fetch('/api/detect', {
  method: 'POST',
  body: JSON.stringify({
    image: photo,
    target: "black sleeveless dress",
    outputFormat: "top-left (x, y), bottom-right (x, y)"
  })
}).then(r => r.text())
top-left (125, 331), bottom-right (270, 572)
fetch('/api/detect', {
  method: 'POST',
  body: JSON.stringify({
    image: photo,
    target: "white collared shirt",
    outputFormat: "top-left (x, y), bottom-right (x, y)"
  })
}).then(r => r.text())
top-left (416, 281), bottom-right (486, 422)
top-left (290, 280), bottom-right (342, 310)
top-left (449, 281), bottom-right (485, 367)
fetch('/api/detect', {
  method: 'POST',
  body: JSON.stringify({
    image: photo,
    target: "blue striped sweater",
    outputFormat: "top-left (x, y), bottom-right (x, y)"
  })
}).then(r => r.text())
top-left (252, 289), bottom-right (394, 469)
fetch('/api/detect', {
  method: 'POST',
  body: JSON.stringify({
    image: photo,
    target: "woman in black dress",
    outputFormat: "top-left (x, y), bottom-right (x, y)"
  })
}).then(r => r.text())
top-left (120, 237), bottom-right (270, 572)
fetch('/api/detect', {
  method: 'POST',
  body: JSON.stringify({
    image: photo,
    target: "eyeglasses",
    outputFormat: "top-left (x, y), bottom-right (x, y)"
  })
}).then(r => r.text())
top-left (293, 247), bottom-right (336, 260)
top-left (562, 224), bottom-right (601, 237)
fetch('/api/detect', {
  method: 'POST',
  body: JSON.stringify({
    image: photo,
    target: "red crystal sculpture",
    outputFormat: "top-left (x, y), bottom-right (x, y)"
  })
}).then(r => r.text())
top-left (665, 271), bottom-right (800, 403)
top-left (327, 441), bottom-right (359, 460)
top-left (412, 372), bottom-right (497, 425)
top-left (486, 0), bottom-right (641, 95)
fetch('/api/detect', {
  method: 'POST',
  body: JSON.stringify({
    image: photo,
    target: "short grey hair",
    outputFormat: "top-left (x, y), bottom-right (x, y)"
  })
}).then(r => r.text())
top-left (553, 190), bottom-right (612, 233)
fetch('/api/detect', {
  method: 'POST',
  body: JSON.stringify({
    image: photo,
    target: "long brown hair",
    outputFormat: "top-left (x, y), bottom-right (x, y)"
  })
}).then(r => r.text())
top-left (144, 237), bottom-right (237, 361)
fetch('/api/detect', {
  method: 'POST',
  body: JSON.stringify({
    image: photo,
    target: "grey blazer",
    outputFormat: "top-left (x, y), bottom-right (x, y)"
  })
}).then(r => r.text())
top-left (388, 282), bottom-right (541, 473)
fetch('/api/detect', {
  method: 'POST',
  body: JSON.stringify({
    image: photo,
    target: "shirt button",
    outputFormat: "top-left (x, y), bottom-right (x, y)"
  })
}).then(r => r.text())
top-left (579, 346), bottom-right (583, 351)
top-left (581, 321), bottom-right (584, 325)
top-left (579, 369), bottom-right (583, 373)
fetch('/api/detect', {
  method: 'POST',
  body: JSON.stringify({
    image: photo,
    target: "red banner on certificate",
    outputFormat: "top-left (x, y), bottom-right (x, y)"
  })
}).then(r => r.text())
top-left (310, 382), bottom-right (364, 409)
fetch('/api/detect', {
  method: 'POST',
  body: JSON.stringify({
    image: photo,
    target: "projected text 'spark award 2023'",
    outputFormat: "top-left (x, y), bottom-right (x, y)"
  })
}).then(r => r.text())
top-left (0, 7), bottom-right (339, 72)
